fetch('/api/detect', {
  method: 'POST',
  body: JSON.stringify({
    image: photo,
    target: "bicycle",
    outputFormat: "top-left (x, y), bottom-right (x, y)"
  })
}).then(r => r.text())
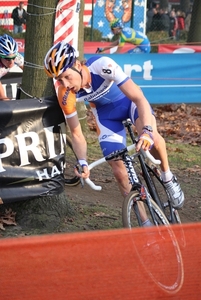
top-left (82, 118), bottom-right (184, 293)
top-left (84, 119), bottom-right (182, 228)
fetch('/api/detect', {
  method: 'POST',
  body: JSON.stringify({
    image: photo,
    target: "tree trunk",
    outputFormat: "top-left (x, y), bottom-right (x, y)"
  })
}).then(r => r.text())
top-left (1, 0), bottom-right (79, 233)
top-left (21, 0), bottom-right (57, 99)
top-left (180, 0), bottom-right (191, 14)
top-left (187, 0), bottom-right (201, 43)
top-left (159, 0), bottom-right (169, 9)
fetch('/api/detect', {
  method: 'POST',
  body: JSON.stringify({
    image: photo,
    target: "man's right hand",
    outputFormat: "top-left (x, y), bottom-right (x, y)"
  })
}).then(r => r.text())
top-left (96, 47), bottom-right (104, 53)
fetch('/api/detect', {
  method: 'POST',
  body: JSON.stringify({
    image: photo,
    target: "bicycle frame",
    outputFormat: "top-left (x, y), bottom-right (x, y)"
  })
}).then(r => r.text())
top-left (124, 119), bottom-right (165, 212)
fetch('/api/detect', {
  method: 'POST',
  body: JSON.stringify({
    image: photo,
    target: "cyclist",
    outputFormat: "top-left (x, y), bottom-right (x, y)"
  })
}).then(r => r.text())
top-left (96, 18), bottom-right (151, 54)
top-left (0, 34), bottom-right (24, 100)
top-left (44, 42), bottom-right (184, 218)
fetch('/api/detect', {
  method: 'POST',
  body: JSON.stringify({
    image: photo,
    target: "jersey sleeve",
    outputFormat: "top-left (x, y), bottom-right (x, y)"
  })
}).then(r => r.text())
top-left (95, 56), bottom-right (129, 86)
top-left (57, 86), bottom-right (77, 119)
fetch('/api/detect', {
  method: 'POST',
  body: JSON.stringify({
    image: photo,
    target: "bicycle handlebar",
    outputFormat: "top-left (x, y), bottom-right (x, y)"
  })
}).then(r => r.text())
top-left (85, 144), bottom-right (161, 191)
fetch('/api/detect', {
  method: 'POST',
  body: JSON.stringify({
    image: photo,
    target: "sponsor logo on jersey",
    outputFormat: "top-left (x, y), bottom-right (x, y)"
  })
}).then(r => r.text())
top-left (62, 89), bottom-right (70, 105)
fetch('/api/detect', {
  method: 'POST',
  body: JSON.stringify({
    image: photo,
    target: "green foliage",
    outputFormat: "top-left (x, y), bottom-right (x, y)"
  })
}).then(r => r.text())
top-left (147, 31), bottom-right (169, 52)
top-left (147, 30), bottom-right (188, 53)
top-left (0, 26), bottom-right (26, 39)
top-left (84, 27), bottom-right (102, 41)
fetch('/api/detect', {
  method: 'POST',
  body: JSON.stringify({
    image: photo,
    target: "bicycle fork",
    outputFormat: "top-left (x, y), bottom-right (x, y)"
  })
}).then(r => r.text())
top-left (123, 154), bottom-right (158, 225)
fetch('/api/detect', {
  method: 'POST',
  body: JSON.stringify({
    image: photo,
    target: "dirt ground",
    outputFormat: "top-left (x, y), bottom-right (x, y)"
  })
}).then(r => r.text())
top-left (0, 104), bottom-right (200, 236)
top-left (60, 162), bottom-right (200, 234)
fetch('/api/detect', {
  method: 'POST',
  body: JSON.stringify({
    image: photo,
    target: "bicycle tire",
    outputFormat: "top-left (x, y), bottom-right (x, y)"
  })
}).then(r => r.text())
top-left (122, 190), bottom-right (170, 228)
top-left (122, 191), bottom-right (184, 293)
top-left (64, 135), bottom-right (80, 186)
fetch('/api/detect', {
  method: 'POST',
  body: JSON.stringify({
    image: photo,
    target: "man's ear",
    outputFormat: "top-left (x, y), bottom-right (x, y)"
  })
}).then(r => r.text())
top-left (75, 60), bottom-right (81, 70)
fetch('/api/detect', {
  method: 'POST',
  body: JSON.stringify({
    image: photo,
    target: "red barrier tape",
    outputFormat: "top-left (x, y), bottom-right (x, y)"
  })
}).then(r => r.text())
top-left (0, 223), bottom-right (201, 299)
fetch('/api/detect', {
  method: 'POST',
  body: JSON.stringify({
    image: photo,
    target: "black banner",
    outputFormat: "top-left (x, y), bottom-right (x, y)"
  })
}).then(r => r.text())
top-left (0, 96), bottom-right (66, 204)
top-left (1, 72), bottom-right (22, 99)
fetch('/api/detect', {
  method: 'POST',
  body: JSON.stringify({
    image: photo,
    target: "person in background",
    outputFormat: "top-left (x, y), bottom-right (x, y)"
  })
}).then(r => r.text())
top-left (185, 8), bottom-right (192, 32)
top-left (150, 7), bottom-right (162, 31)
top-left (146, 2), bottom-right (160, 33)
top-left (158, 8), bottom-right (170, 32)
top-left (176, 10), bottom-right (185, 41)
top-left (11, 1), bottom-right (27, 34)
top-left (44, 42), bottom-right (185, 223)
top-left (0, 34), bottom-right (24, 100)
top-left (96, 18), bottom-right (151, 54)
top-left (169, 10), bottom-right (178, 40)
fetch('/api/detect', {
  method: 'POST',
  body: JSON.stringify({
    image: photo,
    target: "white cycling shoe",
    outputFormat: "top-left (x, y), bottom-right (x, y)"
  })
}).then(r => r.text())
top-left (163, 176), bottom-right (185, 209)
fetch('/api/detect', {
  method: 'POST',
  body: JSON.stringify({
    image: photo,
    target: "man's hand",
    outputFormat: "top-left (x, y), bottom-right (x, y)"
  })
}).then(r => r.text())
top-left (74, 160), bottom-right (90, 179)
top-left (96, 47), bottom-right (104, 53)
top-left (136, 130), bottom-right (154, 151)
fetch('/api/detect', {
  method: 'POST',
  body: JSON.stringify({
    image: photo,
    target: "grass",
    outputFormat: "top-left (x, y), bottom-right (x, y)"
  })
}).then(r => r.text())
top-left (86, 131), bottom-right (201, 172)
top-left (166, 142), bottom-right (201, 169)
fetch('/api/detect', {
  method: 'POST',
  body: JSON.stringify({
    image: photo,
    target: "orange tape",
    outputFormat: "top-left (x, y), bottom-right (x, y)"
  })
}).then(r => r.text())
top-left (0, 223), bottom-right (201, 299)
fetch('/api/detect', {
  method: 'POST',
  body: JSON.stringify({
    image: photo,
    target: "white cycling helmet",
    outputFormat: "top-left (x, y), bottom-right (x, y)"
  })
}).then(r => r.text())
top-left (0, 34), bottom-right (18, 57)
top-left (44, 41), bottom-right (77, 78)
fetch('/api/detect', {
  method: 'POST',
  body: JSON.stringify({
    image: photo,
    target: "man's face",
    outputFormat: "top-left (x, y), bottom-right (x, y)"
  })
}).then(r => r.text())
top-left (56, 68), bottom-right (82, 93)
top-left (112, 27), bottom-right (121, 35)
top-left (19, 2), bottom-right (24, 9)
top-left (1, 54), bottom-right (16, 68)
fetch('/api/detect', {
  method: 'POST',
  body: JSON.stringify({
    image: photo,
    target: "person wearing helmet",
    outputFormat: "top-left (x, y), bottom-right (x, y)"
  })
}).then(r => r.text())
top-left (0, 34), bottom-right (24, 100)
top-left (96, 18), bottom-right (151, 54)
top-left (44, 41), bottom-right (185, 213)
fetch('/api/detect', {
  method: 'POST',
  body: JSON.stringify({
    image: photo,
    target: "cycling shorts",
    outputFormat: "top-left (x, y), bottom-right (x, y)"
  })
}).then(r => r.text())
top-left (128, 45), bottom-right (151, 54)
top-left (90, 97), bottom-right (154, 156)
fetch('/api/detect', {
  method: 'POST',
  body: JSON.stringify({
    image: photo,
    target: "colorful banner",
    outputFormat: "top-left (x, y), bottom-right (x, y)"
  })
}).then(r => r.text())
top-left (84, 53), bottom-right (201, 104)
top-left (158, 44), bottom-right (201, 53)
top-left (53, 0), bottom-right (80, 92)
top-left (54, 0), bottom-right (80, 48)
top-left (88, 0), bottom-right (134, 39)
top-left (0, 97), bottom-right (66, 204)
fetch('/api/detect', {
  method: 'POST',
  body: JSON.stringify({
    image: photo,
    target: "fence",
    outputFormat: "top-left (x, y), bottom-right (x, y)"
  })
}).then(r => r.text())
top-left (0, 1), bottom-right (146, 38)
top-left (1, 223), bottom-right (201, 299)
top-left (0, 1), bottom-right (195, 44)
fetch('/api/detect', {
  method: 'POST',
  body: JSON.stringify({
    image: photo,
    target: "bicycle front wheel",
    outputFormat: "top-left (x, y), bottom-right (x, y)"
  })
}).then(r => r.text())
top-left (122, 190), bottom-right (169, 228)
top-left (64, 135), bottom-right (80, 187)
top-left (122, 190), bottom-right (184, 294)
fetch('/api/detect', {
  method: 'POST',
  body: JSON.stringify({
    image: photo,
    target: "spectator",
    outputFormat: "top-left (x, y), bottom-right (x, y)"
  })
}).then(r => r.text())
top-left (159, 8), bottom-right (170, 32)
top-left (150, 7), bottom-right (161, 31)
top-left (185, 10), bottom-right (192, 32)
top-left (146, 2), bottom-right (159, 33)
top-left (0, 34), bottom-right (24, 100)
top-left (169, 10), bottom-right (178, 40)
top-left (11, 1), bottom-right (27, 34)
top-left (176, 10), bottom-right (185, 41)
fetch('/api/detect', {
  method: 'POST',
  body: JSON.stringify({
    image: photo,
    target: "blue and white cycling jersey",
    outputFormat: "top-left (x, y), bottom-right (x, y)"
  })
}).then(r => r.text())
top-left (76, 55), bottom-right (129, 106)
top-left (58, 55), bottom-right (153, 156)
